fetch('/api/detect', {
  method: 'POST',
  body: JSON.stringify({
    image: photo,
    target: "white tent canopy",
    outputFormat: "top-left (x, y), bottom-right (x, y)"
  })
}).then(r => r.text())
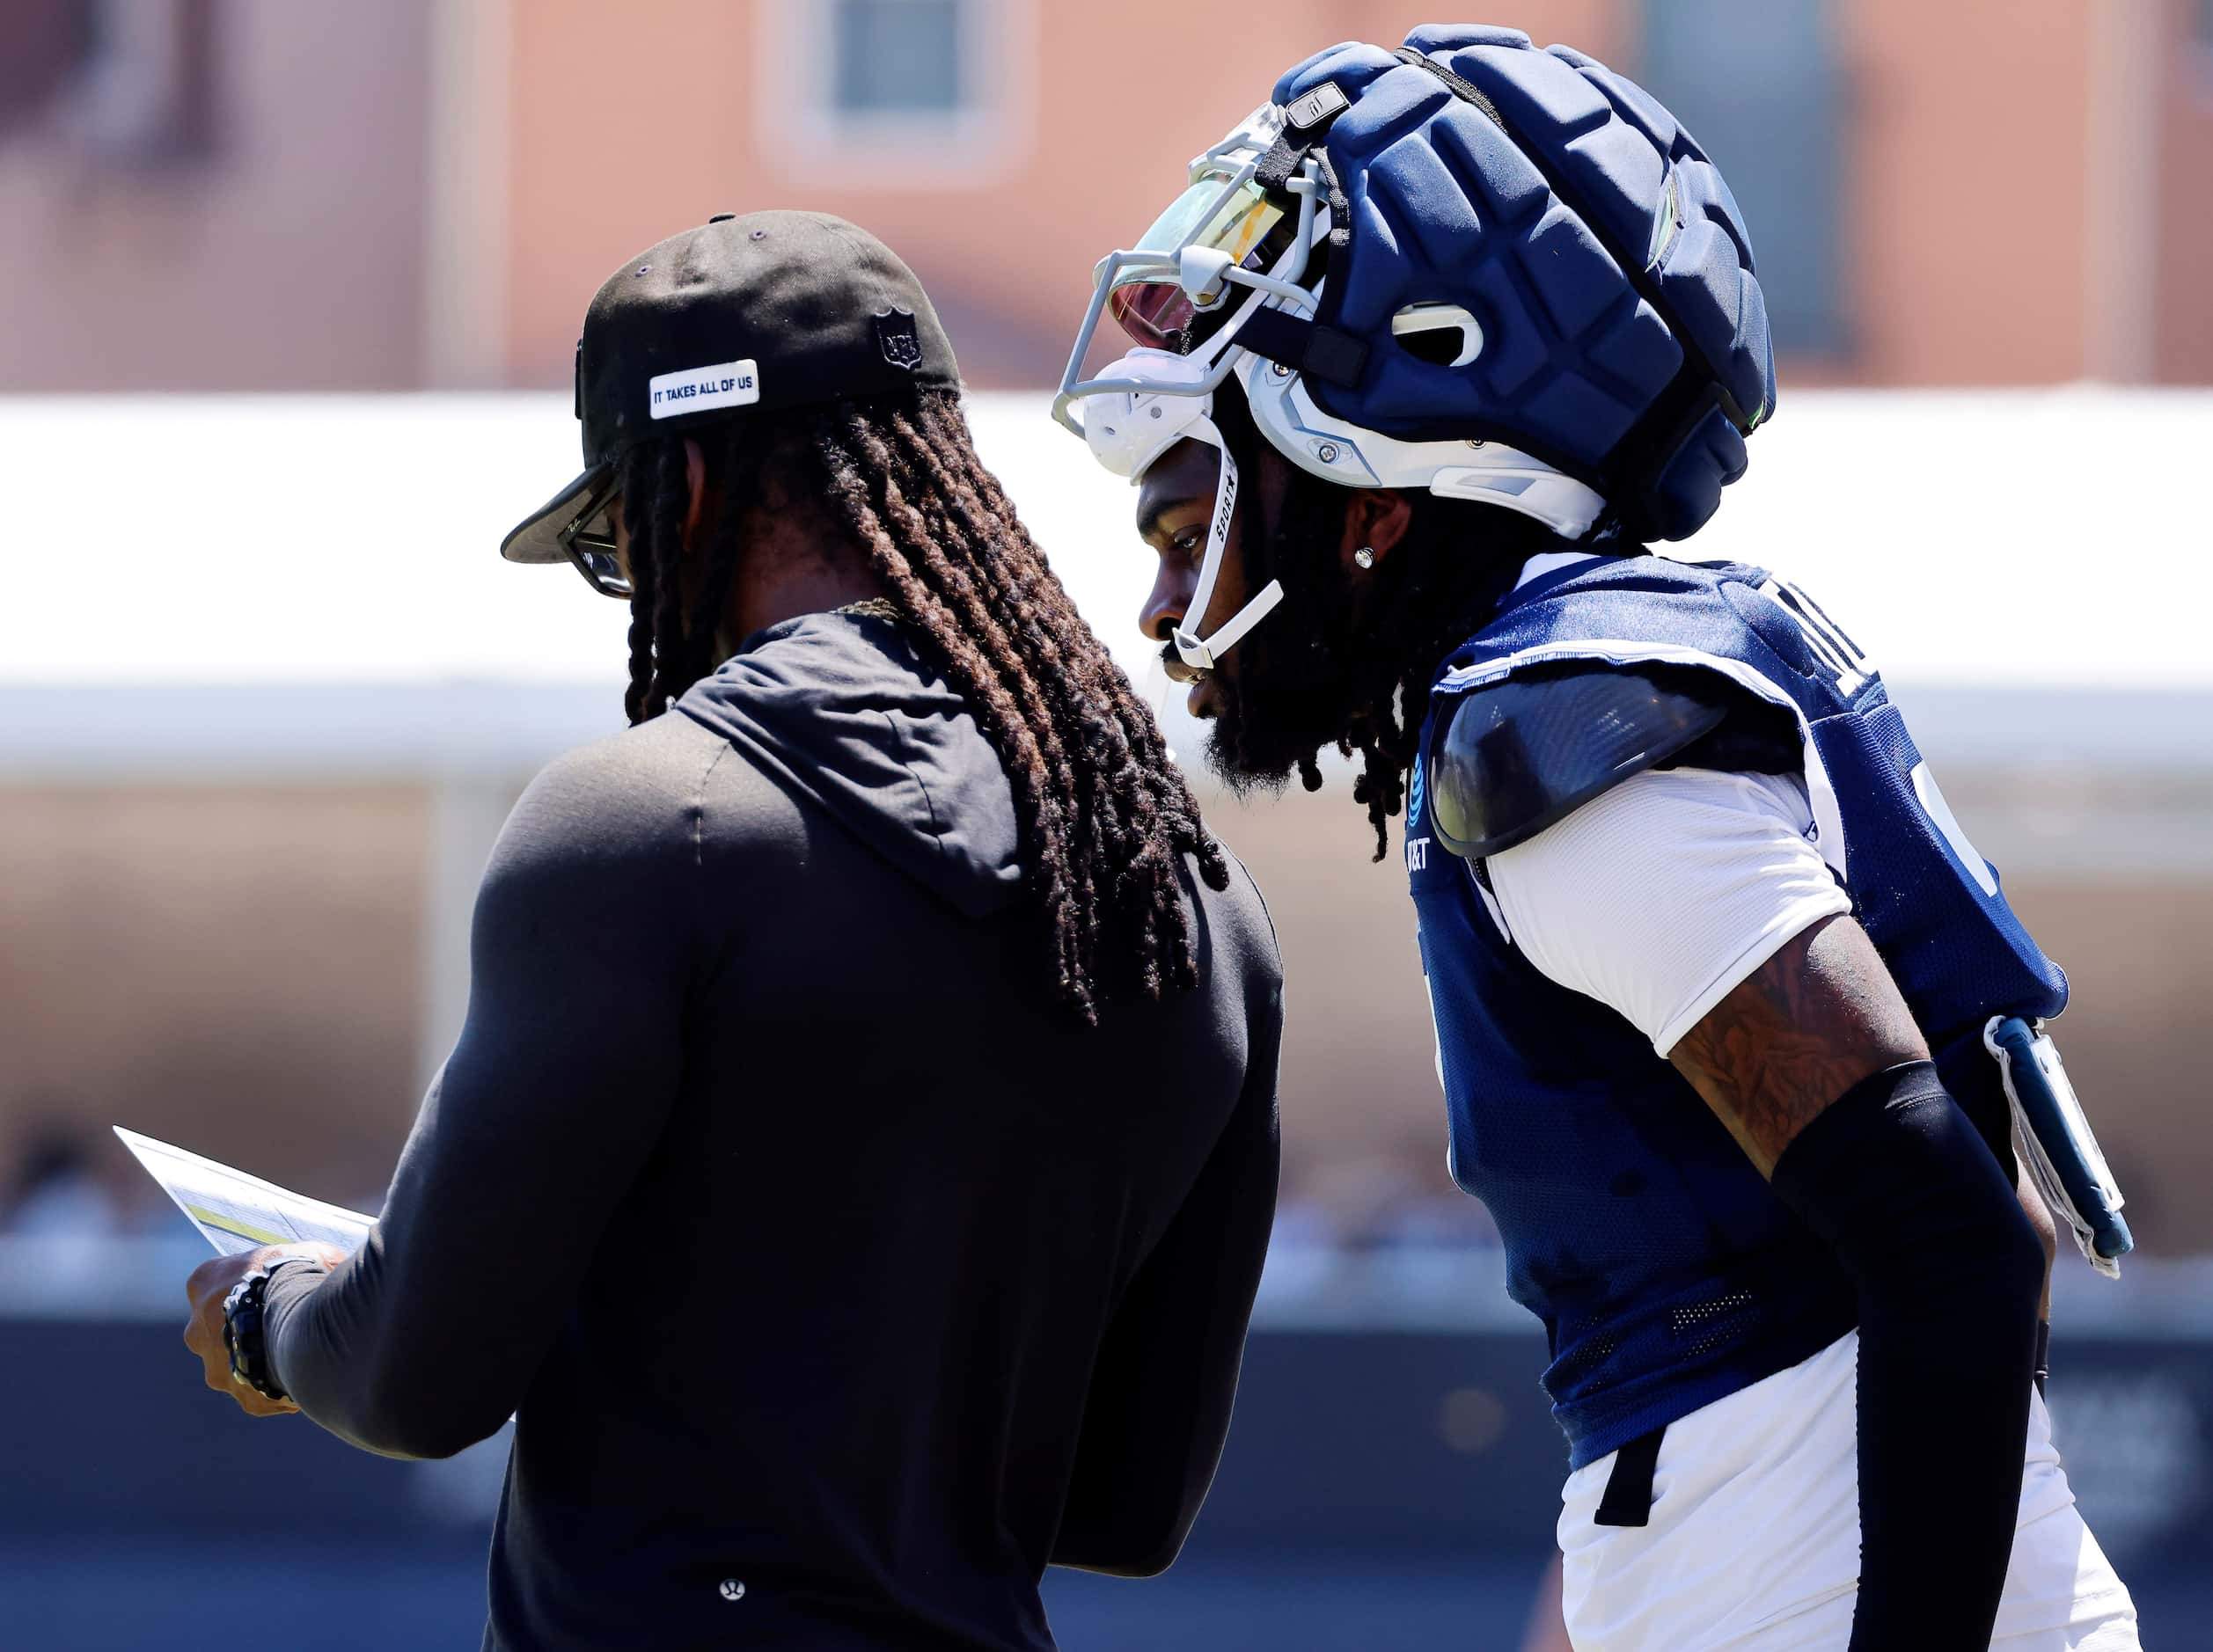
top-left (4, 388), bottom-right (2210, 777)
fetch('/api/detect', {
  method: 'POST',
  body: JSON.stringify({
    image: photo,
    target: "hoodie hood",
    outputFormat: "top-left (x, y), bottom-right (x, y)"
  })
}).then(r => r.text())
top-left (675, 609), bottom-right (1024, 919)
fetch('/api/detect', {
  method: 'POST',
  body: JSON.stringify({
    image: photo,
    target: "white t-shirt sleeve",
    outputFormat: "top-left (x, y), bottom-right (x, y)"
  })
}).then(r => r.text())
top-left (1484, 766), bottom-right (1851, 1056)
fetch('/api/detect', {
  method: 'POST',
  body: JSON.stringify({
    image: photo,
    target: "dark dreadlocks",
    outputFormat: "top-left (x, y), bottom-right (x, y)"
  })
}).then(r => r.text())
top-left (1200, 383), bottom-right (1608, 862)
top-left (614, 385), bottom-right (1230, 1024)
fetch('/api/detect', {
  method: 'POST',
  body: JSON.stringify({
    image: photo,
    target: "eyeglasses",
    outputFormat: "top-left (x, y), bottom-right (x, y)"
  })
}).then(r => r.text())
top-left (556, 476), bottom-right (631, 599)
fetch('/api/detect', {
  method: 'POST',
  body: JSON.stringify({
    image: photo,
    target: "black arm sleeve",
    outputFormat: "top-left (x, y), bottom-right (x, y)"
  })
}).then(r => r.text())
top-left (1051, 980), bottom-right (1283, 1576)
top-left (1770, 1060), bottom-right (2046, 1650)
top-left (260, 745), bottom-right (697, 1459)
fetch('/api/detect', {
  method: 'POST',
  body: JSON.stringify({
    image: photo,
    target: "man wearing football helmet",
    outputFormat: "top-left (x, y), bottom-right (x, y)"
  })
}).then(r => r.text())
top-left (1059, 26), bottom-right (2139, 1650)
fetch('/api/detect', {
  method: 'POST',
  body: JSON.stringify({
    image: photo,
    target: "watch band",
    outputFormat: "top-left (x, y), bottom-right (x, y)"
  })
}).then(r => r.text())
top-left (222, 1257), bottom-right (310, 1402)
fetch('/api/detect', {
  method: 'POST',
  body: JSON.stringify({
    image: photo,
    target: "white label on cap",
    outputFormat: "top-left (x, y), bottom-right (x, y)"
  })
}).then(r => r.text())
top-left (649, 359), bottom-right (760, 420)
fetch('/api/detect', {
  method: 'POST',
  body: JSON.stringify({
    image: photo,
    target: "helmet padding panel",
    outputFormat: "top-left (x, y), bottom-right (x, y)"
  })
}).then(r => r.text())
top-left (1433, 36), bottom-right (1776, 433)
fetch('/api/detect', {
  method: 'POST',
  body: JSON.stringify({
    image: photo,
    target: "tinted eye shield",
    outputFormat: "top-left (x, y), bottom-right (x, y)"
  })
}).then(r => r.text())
top-left (1051, 139), bottom-right (1326, 445)
top-left (1103, 172), bottom-right (1295, 355)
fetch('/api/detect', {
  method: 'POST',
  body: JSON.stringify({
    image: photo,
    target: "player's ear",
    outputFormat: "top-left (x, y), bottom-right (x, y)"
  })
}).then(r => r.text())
top-left (1341, 486), bottom-right (1415, 569)
top-left (680, 437), bottom-right (709, 554)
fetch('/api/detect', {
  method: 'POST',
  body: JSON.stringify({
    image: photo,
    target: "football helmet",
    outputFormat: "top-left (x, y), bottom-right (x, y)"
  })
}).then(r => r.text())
top-left (1057, 25), bottom-right (1776, 672)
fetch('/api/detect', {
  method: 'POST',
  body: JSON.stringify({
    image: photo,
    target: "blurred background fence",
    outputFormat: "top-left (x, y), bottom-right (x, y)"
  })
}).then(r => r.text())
top-left (3, 3), bottom-right (2211, 1648)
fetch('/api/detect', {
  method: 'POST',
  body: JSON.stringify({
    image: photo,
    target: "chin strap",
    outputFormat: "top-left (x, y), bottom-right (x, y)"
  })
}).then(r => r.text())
top-left (1076, 351), bottom-right (1288, 674)
top-left (1162, 416), bottom-right (1284, 672)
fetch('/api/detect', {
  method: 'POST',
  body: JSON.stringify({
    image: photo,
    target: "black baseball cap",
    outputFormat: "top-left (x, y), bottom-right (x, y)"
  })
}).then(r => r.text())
top-left (501, 210), bottom-right (961, 567)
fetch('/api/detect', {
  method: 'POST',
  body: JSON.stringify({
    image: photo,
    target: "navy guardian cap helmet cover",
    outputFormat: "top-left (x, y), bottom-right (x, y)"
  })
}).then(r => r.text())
top-left (1271, 25), bottom-right (1776, 540)
top-left (1057, 25), bottom-right (1778, 670)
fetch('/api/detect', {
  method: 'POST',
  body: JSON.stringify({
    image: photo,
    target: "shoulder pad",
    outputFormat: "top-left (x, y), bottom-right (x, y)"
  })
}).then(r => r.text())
top-left (1424, 666), bottom-right (1732, 859)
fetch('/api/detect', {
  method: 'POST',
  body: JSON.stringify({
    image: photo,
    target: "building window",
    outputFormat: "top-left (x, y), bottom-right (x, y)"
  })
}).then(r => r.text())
top-left (832, 0), bottom-right (966, 118)
top-left (759, 0), bottom-right (1031, 186)
top-left (0, 1), bottom-right (81, 143)
top-left (0, 0), bottom-right (216, 164)
top-left (1638, 0), bottom-right (1846, 355)
top-left (2188, 0), bottom-right (2213, 112)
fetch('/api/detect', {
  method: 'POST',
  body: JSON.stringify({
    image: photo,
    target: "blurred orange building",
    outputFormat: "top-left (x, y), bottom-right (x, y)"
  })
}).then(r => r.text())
top-left (1, 0), bottom-right (2209, 394)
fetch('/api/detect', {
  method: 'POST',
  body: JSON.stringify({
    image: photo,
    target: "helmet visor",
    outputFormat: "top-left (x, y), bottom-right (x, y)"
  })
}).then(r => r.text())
top-left (1106, 171), bottom-right (1290, 354)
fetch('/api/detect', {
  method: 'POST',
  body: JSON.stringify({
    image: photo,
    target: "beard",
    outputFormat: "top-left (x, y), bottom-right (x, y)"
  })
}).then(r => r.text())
top-left (1196, 558), bottom-right (1375, 794)
top-left (1173, 437), bottom-right (1540, 858)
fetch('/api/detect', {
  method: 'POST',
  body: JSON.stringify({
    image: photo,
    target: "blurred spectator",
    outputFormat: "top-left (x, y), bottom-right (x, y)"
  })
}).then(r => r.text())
top-left (1, 1113), bottom-right (139, 1307)
top-left (4, 1116), bottom-right (120, 1238)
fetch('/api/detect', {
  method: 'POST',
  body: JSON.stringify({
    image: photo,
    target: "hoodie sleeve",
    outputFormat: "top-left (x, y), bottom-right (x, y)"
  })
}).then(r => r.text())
top-left (259, 736), bottom-right (702, 1458)
top-left (1052, 947), bottom-right (1284, 1575)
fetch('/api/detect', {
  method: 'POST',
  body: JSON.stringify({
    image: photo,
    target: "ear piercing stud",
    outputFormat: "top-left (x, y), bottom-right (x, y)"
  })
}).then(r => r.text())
top-left (1353, 546), bottom-right (1375, 569)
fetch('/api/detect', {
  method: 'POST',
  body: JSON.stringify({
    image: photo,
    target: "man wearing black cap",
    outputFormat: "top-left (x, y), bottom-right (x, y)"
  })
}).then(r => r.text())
top-left (178, 212), bottom-right (1285, 1652)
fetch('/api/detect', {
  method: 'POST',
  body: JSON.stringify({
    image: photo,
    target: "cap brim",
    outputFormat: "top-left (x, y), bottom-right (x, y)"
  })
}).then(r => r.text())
top-left (500, 463), bottom-right (610, 566)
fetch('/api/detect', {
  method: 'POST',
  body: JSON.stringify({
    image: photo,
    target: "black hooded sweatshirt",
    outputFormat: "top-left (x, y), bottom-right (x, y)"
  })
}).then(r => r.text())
top-left (262, 610), bottom-right (1285, 1651)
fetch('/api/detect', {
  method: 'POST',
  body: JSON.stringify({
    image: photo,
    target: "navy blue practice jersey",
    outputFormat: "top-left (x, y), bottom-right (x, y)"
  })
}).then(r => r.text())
top-left (1405, 554), bottom-right (2066, 1466)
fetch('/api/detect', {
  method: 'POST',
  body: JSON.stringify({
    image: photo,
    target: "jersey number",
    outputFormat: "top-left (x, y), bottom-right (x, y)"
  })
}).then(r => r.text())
top-left (1760, 578), bottom-right (1999, 896)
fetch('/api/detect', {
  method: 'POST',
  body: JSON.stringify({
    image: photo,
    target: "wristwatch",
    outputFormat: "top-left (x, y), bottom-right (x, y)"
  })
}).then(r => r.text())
top-left (222, 1257), bottom-right (313, 1402)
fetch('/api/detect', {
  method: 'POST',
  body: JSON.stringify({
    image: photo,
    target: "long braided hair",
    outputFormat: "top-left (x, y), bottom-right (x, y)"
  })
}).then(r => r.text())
top-left (1206, 384), bottom-right (1590, 861)
top-left (615, 386), bottom-right (1230, 1022)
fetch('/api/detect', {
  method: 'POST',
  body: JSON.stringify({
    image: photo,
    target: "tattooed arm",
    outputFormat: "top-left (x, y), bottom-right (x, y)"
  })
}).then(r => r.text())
top-left (1668, 912), bottom-right (1928, 1175)
top-left (1670, 910), bottom-right (2046, 1650)
top-left (1673, 912), bottom-right (2056, 1312)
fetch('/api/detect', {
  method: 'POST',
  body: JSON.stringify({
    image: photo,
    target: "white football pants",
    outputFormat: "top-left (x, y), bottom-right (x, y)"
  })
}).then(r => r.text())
top-left (1557, 1332), bottom-right (2139, 1650)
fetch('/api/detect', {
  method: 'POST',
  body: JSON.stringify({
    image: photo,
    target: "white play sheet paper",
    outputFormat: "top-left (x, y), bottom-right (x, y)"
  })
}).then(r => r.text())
top-left (114, 1126), bottom-right (376, 1256)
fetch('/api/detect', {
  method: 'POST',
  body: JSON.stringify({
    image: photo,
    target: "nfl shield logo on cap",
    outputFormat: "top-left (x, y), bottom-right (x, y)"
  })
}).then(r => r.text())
top-left (876, 307), bottom-right (924, 372)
